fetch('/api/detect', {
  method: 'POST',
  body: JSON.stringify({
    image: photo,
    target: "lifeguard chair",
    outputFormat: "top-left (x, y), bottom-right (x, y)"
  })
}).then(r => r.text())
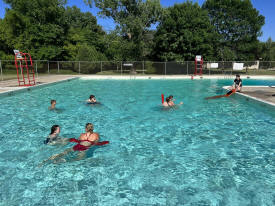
top-left (14, 50), bottom-right (36, 86)
top-left (194, 55), bottom-right (203, 75)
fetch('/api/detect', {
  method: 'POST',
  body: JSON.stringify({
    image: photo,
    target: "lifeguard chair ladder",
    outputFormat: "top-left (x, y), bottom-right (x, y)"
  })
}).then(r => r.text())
top-left (194, 55), bottom-right (203, 75)
top-left (14, 50), bottom-right (36, 86)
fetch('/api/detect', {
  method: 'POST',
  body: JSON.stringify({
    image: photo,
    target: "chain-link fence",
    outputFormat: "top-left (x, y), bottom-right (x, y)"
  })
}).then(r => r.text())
top-left (0, 60), bottom-right (275, 81)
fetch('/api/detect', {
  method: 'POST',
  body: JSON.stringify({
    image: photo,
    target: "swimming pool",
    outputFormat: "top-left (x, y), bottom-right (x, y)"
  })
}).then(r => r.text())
top-left (0, 78), bottom-right (274, 205)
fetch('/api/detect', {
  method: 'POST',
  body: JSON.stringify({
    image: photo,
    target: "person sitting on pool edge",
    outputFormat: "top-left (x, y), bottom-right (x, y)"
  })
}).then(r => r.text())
top-left (232, 74), bottom-right (242, 92)
top-left (44, 125), bottom-right (70, 145)
top-left (41, 123), bottom-right (100, 164)
top-left (49, 100), bottom-right (56, 110)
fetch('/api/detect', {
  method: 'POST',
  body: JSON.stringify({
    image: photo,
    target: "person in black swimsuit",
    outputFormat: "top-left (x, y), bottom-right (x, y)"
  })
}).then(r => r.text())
top-left (233, 74), bottom-right (242, 92)
top-left (44, 125), bottom-right (70, 145)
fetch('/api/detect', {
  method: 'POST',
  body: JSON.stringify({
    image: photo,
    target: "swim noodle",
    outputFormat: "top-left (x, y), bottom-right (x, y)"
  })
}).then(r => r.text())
top-left (69, 138), bottom-right (109, 146)
top-left (161, 94), bottom-right (164, 104)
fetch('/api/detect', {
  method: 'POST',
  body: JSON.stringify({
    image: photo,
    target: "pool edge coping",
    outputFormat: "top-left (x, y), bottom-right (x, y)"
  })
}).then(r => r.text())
top-left (223, 86), bottom-right (275, 107)
top-left (79, 75), bottom-right (275, 80)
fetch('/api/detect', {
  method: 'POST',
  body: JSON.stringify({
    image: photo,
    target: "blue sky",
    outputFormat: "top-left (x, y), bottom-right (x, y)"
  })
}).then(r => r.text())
top-left (0, 0), bottom-right (274, 41)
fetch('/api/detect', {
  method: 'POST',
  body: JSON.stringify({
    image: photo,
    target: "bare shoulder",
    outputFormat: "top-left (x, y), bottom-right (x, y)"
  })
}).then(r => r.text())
top-left (79, 133), bottom-right (86, 138)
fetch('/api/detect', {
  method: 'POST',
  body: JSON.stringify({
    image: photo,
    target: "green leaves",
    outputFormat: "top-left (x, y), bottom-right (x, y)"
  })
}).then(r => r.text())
top-left (87, 0), bottom-right (164, 60)
top-left (153, 2), bottom-right (218, 61)
top-left (203, 0), bottom-right (265, 60)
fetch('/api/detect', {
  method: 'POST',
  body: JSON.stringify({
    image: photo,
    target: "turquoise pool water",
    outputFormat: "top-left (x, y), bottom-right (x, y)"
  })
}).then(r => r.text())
top-left (0, 79), bottom-right (274, 206)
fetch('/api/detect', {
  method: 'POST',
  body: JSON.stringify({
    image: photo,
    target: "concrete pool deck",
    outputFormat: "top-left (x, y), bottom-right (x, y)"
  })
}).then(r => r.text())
top-left (223, 86), bottom-right (275, 106)
top-left (0, 75), bottom-right (77, 95)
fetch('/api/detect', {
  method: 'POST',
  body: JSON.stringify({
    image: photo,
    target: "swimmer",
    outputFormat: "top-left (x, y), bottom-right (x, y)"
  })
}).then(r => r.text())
top-left (232, 74), bottom-right (242, 92)
top-left (49, 100), bottom-right (56, 110)
top-left (40, 123), bottom-right (100, 165)
top-left (44, 125), bottom-right (70, 145)
top-left (87, 95), bottom-right (97, 103)
top-left (167, 95), bottom-right (183, 106)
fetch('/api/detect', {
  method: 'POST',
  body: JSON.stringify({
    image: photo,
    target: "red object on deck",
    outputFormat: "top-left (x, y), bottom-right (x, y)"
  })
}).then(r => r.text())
top-left (161, 94), bottom-right (164, 104)
top-left (14, 50), bottom-right (35, 86)
top-left (194, 56), bottom-right (203, 76)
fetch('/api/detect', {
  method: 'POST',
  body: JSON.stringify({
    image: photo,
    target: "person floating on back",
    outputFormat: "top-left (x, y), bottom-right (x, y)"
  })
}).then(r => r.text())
top-left (232, 74), bottom-right (242, 92)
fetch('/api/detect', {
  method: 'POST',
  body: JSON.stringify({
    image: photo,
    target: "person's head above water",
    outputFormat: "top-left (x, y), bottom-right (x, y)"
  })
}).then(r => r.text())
top-left (166, 97), bottom-right (171, 103)
top-left (51, 100), bottom-right (56, 106)
top-left (89, 95), bottom-right (96, 102)
top-left (85, 123), bottom-right (94, 133)
top-left (50, 125), bottom-right (60, 135)
top-left (169, 95), bottom-right (173, 100)
top-left (236, 74), bottom-right (240, 79)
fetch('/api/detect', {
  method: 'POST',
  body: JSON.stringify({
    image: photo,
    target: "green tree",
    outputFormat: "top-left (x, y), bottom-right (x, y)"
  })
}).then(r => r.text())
top-left (2, 0), bottom-right (68, 60)
top-left (261, 38), bottom-right (275, 61)
top-left (85, 0), bottom-right (163, 60)
top-left (63, 6), bottom-right (106, 60)
top-left (153, 2), bottom-right (218, 61)
top-left (203, 0), bottom-right (265, 61)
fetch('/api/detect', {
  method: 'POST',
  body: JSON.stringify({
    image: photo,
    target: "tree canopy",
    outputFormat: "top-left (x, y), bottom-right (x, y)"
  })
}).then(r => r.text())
top-left (202, 0), bottom-right (265, 60)
top-left (153, 2), bottom-right (218, 61)
top-left (0, 0), bottom-right (272, 61)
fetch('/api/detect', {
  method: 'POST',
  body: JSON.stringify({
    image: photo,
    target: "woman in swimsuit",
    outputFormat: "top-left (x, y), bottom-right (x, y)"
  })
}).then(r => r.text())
top-left (44, 125), bottom-right (70, 145)
top-left (40, 123), bottom-right (99, 165)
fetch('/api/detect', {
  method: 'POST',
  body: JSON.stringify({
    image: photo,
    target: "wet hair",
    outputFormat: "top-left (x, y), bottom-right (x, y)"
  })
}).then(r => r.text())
top-left (51, 100), bottom-right (56, 104)
top-left (89, 95), bottom-right (95, 100)
top-left (166, 97), bottom-right (170, 103)
top-left (50, 125), bottom-right (59, 135)
top-left (86, 123), bottom-right (94, 133)
top-left (236, 74), bottom-right (240, 77)
top-left (169, 95), bottom-right (173, 100)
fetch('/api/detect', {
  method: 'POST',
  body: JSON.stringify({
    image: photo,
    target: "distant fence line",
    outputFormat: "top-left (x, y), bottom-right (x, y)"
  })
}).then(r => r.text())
top-left (0, 60), bottom-right (275, 81)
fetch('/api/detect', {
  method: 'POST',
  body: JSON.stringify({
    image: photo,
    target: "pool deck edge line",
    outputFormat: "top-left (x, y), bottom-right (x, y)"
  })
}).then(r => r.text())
top-left (0, 77), bottom-right (79, 97)
top-left (223, 86), bottom-right (275, 107)
top-left (79, 75), bottom-right (275, 80)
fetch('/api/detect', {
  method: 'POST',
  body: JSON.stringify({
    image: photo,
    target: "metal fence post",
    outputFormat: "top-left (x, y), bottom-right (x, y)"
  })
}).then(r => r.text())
top-left (35, 61), bottom-right (38, 79)
top-left (187, 61), bottom-right (189, 75)
top-left (209, 62), bottom-right (211, 75)
top-left (142, 61), bottom-right (145, 75)
top-left (57, 61), bottom-right (60, 73)
top-left (78, 61), bottom-right (81, 74)
top-left (165, 62), bottom-right (167, 76)
top-left (48, 61), bottom-right (50, 74)
top-left (0, 60), bottom-right (3, 81)
top-left (120, 61), bottom-right (122, 76)
top-left (100, 61), bottom-right (102, 73)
